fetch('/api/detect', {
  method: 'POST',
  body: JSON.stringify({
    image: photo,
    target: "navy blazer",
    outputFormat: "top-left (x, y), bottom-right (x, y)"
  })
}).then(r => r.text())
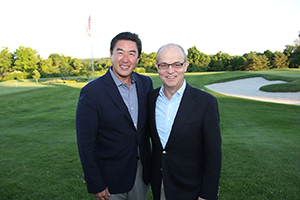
top-left (76, 69), bottom-right (153, 194)
top-left (148, 83), bottom-right (222, 200)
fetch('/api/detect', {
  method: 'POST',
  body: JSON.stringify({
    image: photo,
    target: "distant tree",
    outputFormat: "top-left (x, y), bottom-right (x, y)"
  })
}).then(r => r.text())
top-left (208, 51), bottom-right (232, 71)
top-left (49, 53), bottom-right (62, 68)
top-left (230, 56), bottom-right (246, 71)
top-left (243, 52), bottom-right (270, 71)
top-left (139, 52), bottom-right (156, 71)
top-left (104, 60), bottom-right (112, 68)
top-left (263, 50), bottom-right (274, 67)
top-left (32, 69), bottom-right (41, 82)
top-left (48, 54), bottom-right (74, 77)
top-left (289, 46), bottom-right (300, 68)
top-left (283, 45), bottom-right (296, 58)
top-left (0, 47), bottom-right (13, 80)
top-left (283, 39), bottom-right (299, 68)
top-left (14, 46), bottom-right (39, 74)
top-left (80, 61), bottom-right (93, 78)
top-left (187, 46), bottom-right (200, 63)
top-left (40, 58), bottom-right (60, 77)
top-left (209, 56), bottom-right (224, 71)
top-left (187, 46), bottom-right (211, 71)
top-left (70, 58), bottom-right (83, 75)
top-left (272, 51), bottom-right (289, 69)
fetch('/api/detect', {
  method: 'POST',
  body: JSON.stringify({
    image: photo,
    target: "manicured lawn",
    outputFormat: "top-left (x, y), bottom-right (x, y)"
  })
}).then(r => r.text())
top-left (0, 69), bottom-right (299, 199)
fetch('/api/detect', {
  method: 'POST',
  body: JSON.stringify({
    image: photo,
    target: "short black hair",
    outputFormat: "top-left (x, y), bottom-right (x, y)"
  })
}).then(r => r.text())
top-left (110, 32), bottom-right (142, 58)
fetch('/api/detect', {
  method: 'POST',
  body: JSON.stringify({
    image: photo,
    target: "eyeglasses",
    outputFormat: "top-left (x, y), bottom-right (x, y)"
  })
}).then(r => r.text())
top-left (157, 61), bottom-right (186, 70)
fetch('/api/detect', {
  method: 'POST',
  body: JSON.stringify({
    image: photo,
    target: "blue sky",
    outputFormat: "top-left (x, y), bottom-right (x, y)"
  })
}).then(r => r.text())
top-left (1, 0), bottom-right (300, 59)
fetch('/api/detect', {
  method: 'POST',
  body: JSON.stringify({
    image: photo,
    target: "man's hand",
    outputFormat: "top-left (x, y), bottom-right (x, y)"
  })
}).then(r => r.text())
top-left (198, 197), bottom-right (206, 200)
top-left (94, 187), bottom-right (110, 200)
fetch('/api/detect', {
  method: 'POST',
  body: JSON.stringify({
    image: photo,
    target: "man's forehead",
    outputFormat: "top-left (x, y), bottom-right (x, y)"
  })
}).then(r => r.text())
top-left (158, 46), bottom-right (184, 60)
top-left (115, 40), bottom-right (137, 50)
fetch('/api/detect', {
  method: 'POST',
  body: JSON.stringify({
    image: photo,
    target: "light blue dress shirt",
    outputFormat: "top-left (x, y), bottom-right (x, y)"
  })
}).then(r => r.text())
top-left (155, 80), bottom-right (186, 148)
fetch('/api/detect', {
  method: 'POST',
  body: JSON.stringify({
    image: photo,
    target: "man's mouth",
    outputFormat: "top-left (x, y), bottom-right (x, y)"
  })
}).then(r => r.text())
top-left (120, 65), bottom-right (130, 70)
top-left (166, 76), bottom-right (176, 79)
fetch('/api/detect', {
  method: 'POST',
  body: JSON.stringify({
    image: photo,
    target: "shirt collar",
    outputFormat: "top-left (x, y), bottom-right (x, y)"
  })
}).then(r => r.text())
top-left (159, 79), bottom-right (186, 98)
top-left (109, 67), bottom-right (136, 87)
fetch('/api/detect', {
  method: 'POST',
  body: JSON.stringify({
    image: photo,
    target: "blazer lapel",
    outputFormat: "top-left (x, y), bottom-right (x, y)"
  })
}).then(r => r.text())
top-left (104, 70), bottom-right (132, 122)
top-left (165, 84), bottom-right (195, 148)
top-left (150, 88), bottom-right (163, 149)
top-left (135, 74), bottom-right (145, 132)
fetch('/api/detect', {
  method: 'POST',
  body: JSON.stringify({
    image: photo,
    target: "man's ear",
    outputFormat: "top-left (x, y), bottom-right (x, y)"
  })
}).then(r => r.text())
top-left (109, 50), bottom-right (113, 61)
top-left (155, 62), bottom-right (159, 71)
top-left (184, 60), bottom-right (189, 72)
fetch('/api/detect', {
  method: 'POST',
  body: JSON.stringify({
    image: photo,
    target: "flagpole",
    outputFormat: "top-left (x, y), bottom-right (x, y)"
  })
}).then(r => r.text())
top-left (91, 37), bottom-right (94, 80)
top-left (87, 15), bottom-right (94, 80)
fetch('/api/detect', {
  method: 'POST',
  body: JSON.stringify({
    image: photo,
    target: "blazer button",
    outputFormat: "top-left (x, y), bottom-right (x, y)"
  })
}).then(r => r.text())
top-left (162, 150), bottom-right (166, 154)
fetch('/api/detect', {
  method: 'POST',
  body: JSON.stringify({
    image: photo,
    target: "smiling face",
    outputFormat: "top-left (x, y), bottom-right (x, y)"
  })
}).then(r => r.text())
top-left (156, 44), bottom-right (189, 98)
top-left (110, 40), bottom-right (139, 83)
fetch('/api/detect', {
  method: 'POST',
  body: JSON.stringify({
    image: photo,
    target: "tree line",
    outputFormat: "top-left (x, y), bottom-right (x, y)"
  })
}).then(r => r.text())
top-left (0, 40), bottom-right (299, 81)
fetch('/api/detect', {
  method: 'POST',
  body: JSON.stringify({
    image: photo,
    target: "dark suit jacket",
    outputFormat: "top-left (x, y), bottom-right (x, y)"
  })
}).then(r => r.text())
top-left (76, 69), bottom-right (153, 194)
top-left (148, 83), bottom-right (222, 200)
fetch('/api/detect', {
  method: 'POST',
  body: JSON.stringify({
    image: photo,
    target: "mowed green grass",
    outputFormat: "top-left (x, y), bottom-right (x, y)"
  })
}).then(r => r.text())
top-left (0, 69), bottom-right (299, 199)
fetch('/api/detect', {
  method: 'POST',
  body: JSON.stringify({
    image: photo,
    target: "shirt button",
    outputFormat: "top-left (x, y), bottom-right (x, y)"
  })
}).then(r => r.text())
top-left (162, 151), bottom-right (166, 154)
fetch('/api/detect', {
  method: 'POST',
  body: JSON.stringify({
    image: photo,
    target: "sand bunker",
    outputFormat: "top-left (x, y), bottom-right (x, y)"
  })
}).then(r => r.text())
top-left (205, 77), bottom-right (300, 105)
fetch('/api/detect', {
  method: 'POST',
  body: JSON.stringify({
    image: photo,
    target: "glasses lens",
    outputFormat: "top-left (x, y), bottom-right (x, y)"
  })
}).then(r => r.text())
top-left (172, 62), bottom-right (183, 69)
top-left (159, 63), bottom-right (168, 70)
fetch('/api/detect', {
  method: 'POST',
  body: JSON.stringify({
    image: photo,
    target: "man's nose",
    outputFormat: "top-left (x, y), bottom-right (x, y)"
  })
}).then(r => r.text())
top-left (122, 54), bottom-right (129, 62)
top-left (166, 65), bottom-right (175, 73)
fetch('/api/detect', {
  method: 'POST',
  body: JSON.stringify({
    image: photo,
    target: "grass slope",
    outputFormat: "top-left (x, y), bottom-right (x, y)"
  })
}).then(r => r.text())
top-left (0, 69), bottom-right (299, 199)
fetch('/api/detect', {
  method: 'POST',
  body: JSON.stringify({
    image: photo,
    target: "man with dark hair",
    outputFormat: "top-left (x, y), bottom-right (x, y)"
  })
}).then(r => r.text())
top-left (76, 32), bottom-right (153, 200)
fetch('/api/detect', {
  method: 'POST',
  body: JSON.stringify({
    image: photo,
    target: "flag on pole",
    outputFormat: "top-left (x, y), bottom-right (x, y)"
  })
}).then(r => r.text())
top-left (86, 15), bottom-right (91, 37)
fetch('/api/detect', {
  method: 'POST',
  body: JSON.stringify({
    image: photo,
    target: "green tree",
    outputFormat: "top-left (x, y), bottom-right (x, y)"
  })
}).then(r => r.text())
top-left (289, 46), bottom-right (300, 68)
top-left (230, 56), bottom-right (246, 71)
top-left (32, 69), bottom-right (41, 82)
top-left (49, 53), bottom-right (62, 68)
top-left (139, 52), bottom-right (156, 72)
top-left (70, 58), bottom-right (83, 75)
top-left (14, 46), bottom-right (39, 73)
top-left (48, 54), bottom-right (73, 77)
top-left (283, 39), bottom-right (299, 68)
top-left (59, 54), bottom-right (72, 77)
top-left (40, 58), bottom-right (60, 77)
top-left (80, 62), bottom-right (93, 79)
top-left (0, 47), bottom-right (12, 80)
top-left (187, 46), bottom-right (211, 71)
top-left (243, 52), bottom-right (270, 71)
top-left (263, 50), bottom-right (274, 67)
top-left (208, 51), bottom-right (232, 71)
top-left (272, 51), bottom-right (289, 69)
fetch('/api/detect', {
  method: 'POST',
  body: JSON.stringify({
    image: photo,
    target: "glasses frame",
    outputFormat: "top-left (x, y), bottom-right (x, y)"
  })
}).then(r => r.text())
top-left (157, 61), bottom-right (186, 70)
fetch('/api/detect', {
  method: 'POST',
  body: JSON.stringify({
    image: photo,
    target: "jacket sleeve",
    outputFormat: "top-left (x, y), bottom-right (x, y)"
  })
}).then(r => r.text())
top-left (200, 97), bottom-right (222, 200)
top-left (76, 86), bottom-right (106, 194)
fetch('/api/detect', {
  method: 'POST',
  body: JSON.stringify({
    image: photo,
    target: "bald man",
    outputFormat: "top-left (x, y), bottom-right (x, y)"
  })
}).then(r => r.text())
top-left (148, 44), bottom-right (222, 200)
